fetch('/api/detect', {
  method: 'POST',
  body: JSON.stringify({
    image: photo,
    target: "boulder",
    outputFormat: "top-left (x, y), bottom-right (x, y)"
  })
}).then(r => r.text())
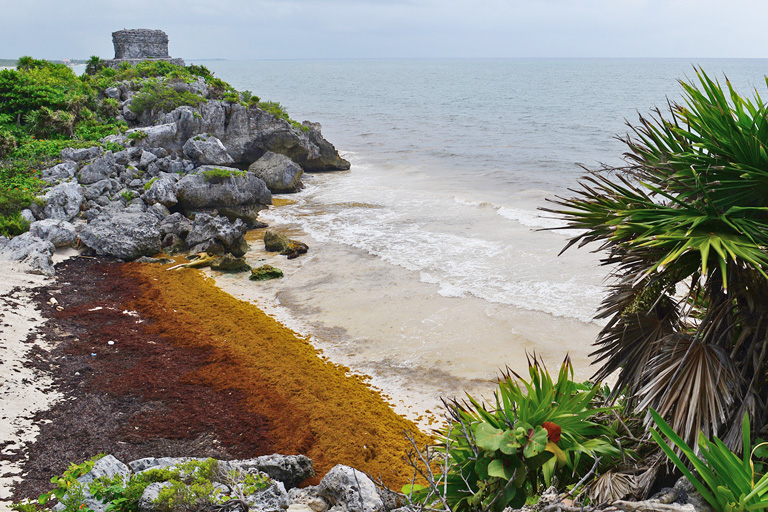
top-left (125, 123), bottom-right (178, 149)
top-left (143, 173), bottom-right (178, 207)
top-left (250, 264), bottom-right (284, 281)
top-left (83, 178), bottom-right (114, 201)
top-left (210, 254), bottom-right (251, 273)
top-left (244, 481), bottom-right (289, 512)
top-left (52, 455), bottom-right (131, 512)
top-left (0, 233), bottom-right (55, 275)
top-left (186, 213), bottom-right (248, 257)
top-left (317, 465), bottom-right (384, 512)
top-left (41, 182), bottom-right (85, 222)
top-left (79, 210), bottom-right (161, 260)
top-left (155, 101), bottom-right (350, 171)
top-left (28, 219), bottom-right (78, 248)
top-left (79, 152), bottom-right (118, 185)
top-left (157, 212), bottom-right (193, 238)
top-left (183, 134), bottom-right (235, 166)
top-left (229, 455), bottom-right (314, 490)
top-left (60, 146), bottom-right (102, 163)
top-left (264, 230), bottom-right (308, 259)
top-left (248, 151), bottom-right (304, 193)
top-left (42, 161), bottom-right (78, 184)
top-left (138, 482), bottom-right (172, 512)
top-left (176, 166), bottom-right (271, 225)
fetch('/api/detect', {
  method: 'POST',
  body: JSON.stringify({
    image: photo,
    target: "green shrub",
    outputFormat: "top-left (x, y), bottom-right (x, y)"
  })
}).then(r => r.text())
top-left (651, 409), bottom-right (768, 512)
top-left (201, 167), bottom-right (244, 183)
top-left (120, 190), bottom-right (136, 202)
top-left (126, 131), bottom-right (148, 143)
top-left (405, 358), bottom-right (623, 512)
top-left (75, 119), bottom-right (125, 141)
top-left (24, 107), bottom-right (75, 138)
top-left (0, 211), bottom-right (30, 237)
top-left (0, 130), bottom-right (17, 158)
top-left (130, 80), bottom-right (204, 117)
top-left (143, 177), bottom-right (157, 190)
top-left (85, 56), bottom-right (104, 76)
top-left (98, 97), bottom-right (120, 119)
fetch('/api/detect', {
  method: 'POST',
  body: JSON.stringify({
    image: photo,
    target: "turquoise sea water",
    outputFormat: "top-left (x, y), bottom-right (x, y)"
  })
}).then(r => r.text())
top-left (195, 58), bottom-right (768, 418)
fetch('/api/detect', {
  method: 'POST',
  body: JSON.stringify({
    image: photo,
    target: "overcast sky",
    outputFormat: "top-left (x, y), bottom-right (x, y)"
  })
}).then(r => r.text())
top-left (2, 0), bottom-right (767, 60)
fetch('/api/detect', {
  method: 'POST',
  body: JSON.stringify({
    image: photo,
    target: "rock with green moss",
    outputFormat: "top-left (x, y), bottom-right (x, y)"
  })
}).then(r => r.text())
top-left (264, 230), bottom-right (308, 259)
top-left (210, 254), bottom-right (251, 273)
top-left (250, 264), bottom-right (283, 281)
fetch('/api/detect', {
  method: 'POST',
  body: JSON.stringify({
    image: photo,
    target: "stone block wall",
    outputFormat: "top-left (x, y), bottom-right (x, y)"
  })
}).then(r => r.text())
top-left (113, 29), bottom-right (170, 59)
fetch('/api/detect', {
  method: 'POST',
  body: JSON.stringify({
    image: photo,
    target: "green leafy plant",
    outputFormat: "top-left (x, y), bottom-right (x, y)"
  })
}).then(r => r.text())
top-left (201, 167), bottom-right (244, 183)
top-left (547, 68), bottom-right (768, 450)
top-left (650, 409), bottom-right (768, 512)
top-left (130, 80), bottom-right (204, 118)
top-left (405, 357), bottom-right (622, 512)
top-left (144, 177), bottom-right (157, 190)
top-left (0, 130), bottom-right (17, 158)
top-left (37, 454), bottom-right (104, 507)
top-left (120, 190), bottom-right (136, 202)
top-left (126, 131), bottom-right (147, 143)
top-left (85, 56), bottom-right (104, 76)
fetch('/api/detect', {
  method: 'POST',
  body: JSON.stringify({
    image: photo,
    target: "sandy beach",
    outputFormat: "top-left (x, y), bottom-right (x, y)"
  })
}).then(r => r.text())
top-left (1, 255), bottom-right (430, 507)
top-left (0, 263), bottom-right (57, 507)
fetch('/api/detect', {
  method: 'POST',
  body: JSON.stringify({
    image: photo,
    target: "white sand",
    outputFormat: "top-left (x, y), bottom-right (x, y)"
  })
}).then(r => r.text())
top-left (0, 261), bottom-right (60, 508)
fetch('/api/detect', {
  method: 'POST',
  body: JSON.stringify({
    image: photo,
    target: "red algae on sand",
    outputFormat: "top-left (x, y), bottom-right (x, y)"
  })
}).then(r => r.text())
top-left (122, 262), bottom-right (431, 486)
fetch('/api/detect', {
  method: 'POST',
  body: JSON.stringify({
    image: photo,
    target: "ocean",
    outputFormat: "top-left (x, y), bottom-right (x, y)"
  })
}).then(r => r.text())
top-left (191, 58), bottom-right (768, 423)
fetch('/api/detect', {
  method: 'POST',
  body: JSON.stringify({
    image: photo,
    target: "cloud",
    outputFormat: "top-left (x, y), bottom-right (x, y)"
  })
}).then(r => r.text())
top-left (1, 0), bottom-right (767, 59)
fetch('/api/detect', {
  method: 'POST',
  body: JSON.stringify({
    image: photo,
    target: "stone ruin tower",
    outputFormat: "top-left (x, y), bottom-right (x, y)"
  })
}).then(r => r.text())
top-left (103, 29), bottom-right (184, 68)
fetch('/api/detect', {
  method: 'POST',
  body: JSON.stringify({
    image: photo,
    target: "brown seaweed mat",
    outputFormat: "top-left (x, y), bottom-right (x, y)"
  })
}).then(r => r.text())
top-left (10, 256), bottom-right (429, 503)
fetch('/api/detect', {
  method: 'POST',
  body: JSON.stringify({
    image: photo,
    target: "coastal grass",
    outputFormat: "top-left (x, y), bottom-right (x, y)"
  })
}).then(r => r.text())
top-left (122, 261), bottom-right (431, 486)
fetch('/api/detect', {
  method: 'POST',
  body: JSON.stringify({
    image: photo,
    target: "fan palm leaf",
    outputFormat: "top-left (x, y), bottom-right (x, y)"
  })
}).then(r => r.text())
top-left (545, 67), bottom-right (768, 450)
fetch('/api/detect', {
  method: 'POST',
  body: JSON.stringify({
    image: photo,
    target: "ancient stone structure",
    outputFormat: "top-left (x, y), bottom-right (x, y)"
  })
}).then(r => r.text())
top-left (103, 29), bottom-right (184, 69)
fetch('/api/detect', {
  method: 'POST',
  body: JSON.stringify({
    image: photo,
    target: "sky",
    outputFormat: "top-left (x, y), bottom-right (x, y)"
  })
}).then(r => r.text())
top-left (1, 0), bottom-right (767, 60)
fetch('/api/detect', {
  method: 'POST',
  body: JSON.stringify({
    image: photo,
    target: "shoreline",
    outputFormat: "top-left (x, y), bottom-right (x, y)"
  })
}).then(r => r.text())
top-left (3, 256), bottom-right (430, 506)
top-left (0, 263), bottom-right (56, 505)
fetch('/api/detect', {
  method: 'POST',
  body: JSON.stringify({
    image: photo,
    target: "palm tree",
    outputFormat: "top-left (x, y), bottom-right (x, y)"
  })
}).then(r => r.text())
top-left (546, 69), bottom-right (768, 451)
top-left (85, 55), bottom-right (104, 76)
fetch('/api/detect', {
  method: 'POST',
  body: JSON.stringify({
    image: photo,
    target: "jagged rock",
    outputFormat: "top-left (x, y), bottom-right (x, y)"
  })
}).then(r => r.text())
top-left (138, 482), bottom-right (172, 512)
top-left (157, 212), bottom-right (193, 238)
top-left (28, 219), bottom-right (78, 248)
top-left (105, 87), bottom-right (121, 100)
top-left (175, 166), bottom-right (271, 225)
top-left (186, 213), bottom-right (248, 257)
top-left (20, 209), bottom-right (35, 223)
top-left (230, 455), bottom-right (314, 490)
top-left (161, 233), bottom-right (187, 254)
top-left (125, 124), bottom-right (178, 149)
top-left (146, 203), bottom-right (170, 221)
top-left (0, 233), bottom-right (55, 275)
top-left (177, 166), bottom-right (271, 208)
top-left (79, 210), bottom-right (161, 260)
top-left (303, 122), bottom-right (351, 172)
top-left (288, 488), bottom-right (329, 512)
top-left (317, 465), bottom-right (384, 512)
top-left (264, 230), bottom-right (308, 259)
top-left (129, 456), bottom-right (204, 474)
top-left (143, 173), bottom-right (179, 207)
top-left (244, 481), bottom-right (289, 512)
top-left (248, 151), bottom-right (304, 193)
top-left (139, 150), bottom-right (159, 168)
top-left (61, 146), bottom-right (102, 162)
top-left (673, 477), bottom-right (716, 512)
top-left (42, 161), bottom-right (78, 184)
top-left (53, 455), bottom-right (131, 512)
top-left (250, 264), bottom-right (283, 281)
top-left (79, 152), bottom-right (118, 185)
top-left (183, 134), bottom-right (235, 165)
top-left (210, 254), bottom-right (251, 273)
top-left (41, 182), bottom-right (85, 221)
top-left (84, 178), bottom-right (114, 201)
top-left (264, 230), bottom-right (291, 252)
top-left (152, 102), bottom-right (349, 172)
